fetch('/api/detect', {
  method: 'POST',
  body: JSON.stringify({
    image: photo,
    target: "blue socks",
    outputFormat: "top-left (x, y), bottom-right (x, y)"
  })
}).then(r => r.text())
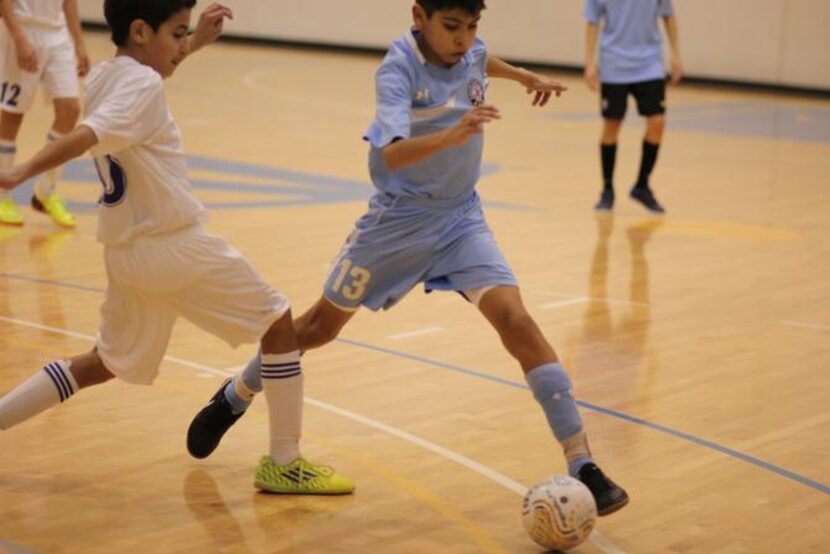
top-left (224, 351), bottom-right (262, 414)
top-left (525, 363), bottom-right (593, 476)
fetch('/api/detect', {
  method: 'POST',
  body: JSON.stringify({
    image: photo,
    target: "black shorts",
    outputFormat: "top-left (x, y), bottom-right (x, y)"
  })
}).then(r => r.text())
top-left (600, 78), bottom-right (666, 120)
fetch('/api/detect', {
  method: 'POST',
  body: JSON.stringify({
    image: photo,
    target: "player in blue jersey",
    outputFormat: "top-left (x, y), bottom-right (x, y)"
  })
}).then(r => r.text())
top-left (584, 0), bottom-right (682, 213)
top-left (188, 0), bottom-right (628, 515)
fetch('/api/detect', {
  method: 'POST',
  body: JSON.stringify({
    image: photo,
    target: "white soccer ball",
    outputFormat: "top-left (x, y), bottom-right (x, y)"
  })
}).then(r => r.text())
top-left (521, 475), bottom-right (598, 551)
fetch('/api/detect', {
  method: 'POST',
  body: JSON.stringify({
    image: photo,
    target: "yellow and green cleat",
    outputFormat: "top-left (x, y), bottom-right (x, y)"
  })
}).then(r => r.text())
top-left (31, 194), bottom-right (76, 228)
top-left (0, 198), bottom-right (23, 226)
top-left (255, 456), bottom-right (355, 495)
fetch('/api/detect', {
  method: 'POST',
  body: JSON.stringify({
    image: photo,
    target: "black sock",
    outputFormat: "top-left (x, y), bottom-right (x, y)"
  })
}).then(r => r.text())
top-left (636, 140), bottom-right (660, 188)
top-left (601, 143), bottom-right (617, 190)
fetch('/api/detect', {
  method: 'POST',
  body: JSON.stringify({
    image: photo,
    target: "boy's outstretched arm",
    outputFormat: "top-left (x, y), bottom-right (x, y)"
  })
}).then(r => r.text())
top-left (382, 105), bottom-right (501, 171)
top-left (187, 3), bottom-right (234, 56)
top-left (663, 14), bottom-right (683, 85)
top-left (0, 126), bottom-right (98, 190)
top-left (486, 56), bottom-right (567, 107)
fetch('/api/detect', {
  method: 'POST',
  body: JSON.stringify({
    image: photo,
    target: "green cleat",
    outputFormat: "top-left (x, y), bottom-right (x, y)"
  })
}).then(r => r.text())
top-left (255, 456), bottom-right (355, 495)
top-left (31, 194), bottom-right (76, 228)
top-left (0, 198), bottom-right (23, 226)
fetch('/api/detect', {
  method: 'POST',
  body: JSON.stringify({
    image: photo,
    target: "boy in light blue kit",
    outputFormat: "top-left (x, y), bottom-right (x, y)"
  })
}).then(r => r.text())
top-left (584, 0), bottom-right (683, 213)
top-left (188, 0), bottom-right (628, 515)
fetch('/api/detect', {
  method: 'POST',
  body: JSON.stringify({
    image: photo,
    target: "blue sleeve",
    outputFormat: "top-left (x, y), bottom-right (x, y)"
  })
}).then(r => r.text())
top-left (660, 0), bottom-right (674, 17)
top-left (364, 60), bottom-right (413, 148)
top-left (584, 0), bottom-right (602, 23)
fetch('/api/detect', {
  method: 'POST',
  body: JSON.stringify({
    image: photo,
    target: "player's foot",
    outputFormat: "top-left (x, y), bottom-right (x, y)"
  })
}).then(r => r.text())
top-left (594, 188), bottom-right (615, 211)
top-left (31, 194), bottom-right (76, 228)
top-left (187, 379), bottom-right (244, 459)
top-left (629, 185), bottom-right (665, 214)
top-left (0, 198), bottom-right (24, 226)
top-left (577, 463), bottom-right (629, 516)
top-left (255, 456), bottom-right (355, 495)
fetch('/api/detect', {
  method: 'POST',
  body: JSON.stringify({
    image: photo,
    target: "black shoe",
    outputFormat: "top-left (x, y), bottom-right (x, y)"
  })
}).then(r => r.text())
top-left (187, 379), bottom-right (245, 459)
top-left (630, 185), bottom-right (665, 214)
top-left (578, 463), bottom-right (629, 516)
top-left (594, 188), bottom-right (615, 211)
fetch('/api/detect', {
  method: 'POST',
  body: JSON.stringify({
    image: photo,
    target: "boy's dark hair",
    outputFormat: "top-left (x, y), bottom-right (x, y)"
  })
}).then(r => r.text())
top-left (416, 0), bottom-right (486, 17)
top-left (104, 0), bottom-right (197, 46)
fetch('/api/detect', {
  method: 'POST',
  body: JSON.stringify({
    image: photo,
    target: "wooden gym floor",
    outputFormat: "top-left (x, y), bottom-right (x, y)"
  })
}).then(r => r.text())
top-left (1, 32), bottom-right (828, 553)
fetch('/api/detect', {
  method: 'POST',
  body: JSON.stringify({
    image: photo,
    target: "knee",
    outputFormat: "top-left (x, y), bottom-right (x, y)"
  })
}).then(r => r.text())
top-left (646, 115), bottom-right (666, 135)
top-left (602, 120), bottom-right (622, 141)
top-left (507, 309), bottom-right (536, 334)
top-left (262, 310), bottom-right (299, 352)
top-left (55, 101), bottom-right (81, 127)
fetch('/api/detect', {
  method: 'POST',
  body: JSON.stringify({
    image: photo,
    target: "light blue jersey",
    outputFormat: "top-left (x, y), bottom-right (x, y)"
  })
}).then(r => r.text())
top-left (324, 30), bottom-right (516, 311)
top-left (585, 0), bottom-right (674, 84)
top-left (364, 30), bottom-right (488, 202)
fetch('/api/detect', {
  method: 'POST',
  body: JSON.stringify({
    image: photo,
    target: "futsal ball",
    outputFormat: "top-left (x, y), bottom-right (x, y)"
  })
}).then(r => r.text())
top-left (521, 475), bottom-right (597, 551)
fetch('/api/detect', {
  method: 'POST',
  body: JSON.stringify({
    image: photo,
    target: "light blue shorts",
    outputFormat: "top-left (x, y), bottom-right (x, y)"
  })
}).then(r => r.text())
top-left (324, 192), bottom-right (517, 311)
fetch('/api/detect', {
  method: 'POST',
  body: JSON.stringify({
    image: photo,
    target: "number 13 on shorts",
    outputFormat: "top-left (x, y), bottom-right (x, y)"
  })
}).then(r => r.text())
top-left (331, 258), bottom-right (372, 301)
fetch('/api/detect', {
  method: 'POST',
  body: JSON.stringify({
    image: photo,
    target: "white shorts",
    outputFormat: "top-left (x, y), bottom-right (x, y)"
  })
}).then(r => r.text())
top-left (0, 21), bottom-right (79, 113)
top-left (96, 225), bottom-right (290, 384)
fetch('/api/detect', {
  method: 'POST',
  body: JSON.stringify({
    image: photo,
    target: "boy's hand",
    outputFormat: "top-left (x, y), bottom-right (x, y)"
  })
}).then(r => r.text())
top-left (584, 63), bottom-right (599, 92)
top-left (445, 105), bottom-right (501, 147)
top-left (522, 72), bottom-right (568, 107)
top-left (669, 56), bottom-right (683, 85)
top-left (15, 37), bottom-right (38, 72)
top-left (76, 44), bottom-right (90, 77)
top-left (190, 3), bottom-right (234, 52)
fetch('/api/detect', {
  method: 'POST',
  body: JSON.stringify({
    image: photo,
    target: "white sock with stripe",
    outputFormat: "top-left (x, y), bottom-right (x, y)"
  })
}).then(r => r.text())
top-left (0, 139), bottom-right (16, 201)
top-left (261, 351), bottom-right (303, 465)
top-left (34, 130), bottom-right (64, 199)
top-left (0, 360), bottom-right (78, 430)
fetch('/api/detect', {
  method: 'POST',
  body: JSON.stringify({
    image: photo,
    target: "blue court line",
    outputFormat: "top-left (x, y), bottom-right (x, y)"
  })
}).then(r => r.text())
top-left (544, 101), bottom-right (830, 144)
top-left (334, 337), bottom-right (830, 496)
top-left (1, 272), bottom-right (827, 497)
top-left (0, 540), bottom-right (37, 554)
top-left (8, 157), bottom-right (529, 211)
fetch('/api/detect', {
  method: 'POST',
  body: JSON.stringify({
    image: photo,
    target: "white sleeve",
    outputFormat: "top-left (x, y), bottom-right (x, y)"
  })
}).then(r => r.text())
top-left (83, 75), bottom-right (168, 156)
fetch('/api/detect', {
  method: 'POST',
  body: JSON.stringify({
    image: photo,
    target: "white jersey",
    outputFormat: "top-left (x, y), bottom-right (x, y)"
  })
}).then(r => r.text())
top-left (81, 56), bottom-right (207, 246)
top-left (12, 0), bottom-right (66, 28)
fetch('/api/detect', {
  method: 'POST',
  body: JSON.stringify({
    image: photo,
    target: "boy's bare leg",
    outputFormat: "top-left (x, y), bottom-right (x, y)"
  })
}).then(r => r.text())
top-left (596, 118), bottom-right (622, 211)
top-left (0, 110), bottom-right (24, 224)
top-left (0, 350), bottom-right (114, 430)
top-left (477, 285), bottom-right (628, 515)
top-left (30, 97), bottom-right (80, 228)
top-left (631, 113), bottom-right (666, 213)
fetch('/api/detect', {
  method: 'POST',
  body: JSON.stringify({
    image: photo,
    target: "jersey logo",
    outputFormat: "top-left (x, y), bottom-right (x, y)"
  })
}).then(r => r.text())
top-left (414, 88), bottom-right (432, 104)
top-left (94, 155), bottom-right (128, 207)
top-left (467, 79), bottom-right (485, 106)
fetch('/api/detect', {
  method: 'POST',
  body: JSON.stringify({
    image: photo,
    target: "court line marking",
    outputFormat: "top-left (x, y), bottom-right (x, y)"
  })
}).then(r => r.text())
top-left (0, 314), bottom-right (623, 554)
top-left (781, 320), bottom-right (830, 332)
top-left (387, 326), bottom-right (444, 340)
top-left (333, 338), bottom-right (830, 497)
top-left (540, 297), bottom-right (590, 310)
top-left (0, 540), bottom-right (37, 554)
top-left (2, 274), bottom-right (828, 497)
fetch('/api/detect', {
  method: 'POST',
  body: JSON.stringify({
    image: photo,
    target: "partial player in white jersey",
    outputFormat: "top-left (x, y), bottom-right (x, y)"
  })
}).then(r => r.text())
top-left (0, 0), bottom-right (90, 227)
top-left (0, 0), bottom-right (353, 494)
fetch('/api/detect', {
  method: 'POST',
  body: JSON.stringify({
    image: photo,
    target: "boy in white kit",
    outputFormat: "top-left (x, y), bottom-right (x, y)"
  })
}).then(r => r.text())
top-left (0, 0), bottom-right (89, 227)
top-left (0, 0), bottom-right (352, 494)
